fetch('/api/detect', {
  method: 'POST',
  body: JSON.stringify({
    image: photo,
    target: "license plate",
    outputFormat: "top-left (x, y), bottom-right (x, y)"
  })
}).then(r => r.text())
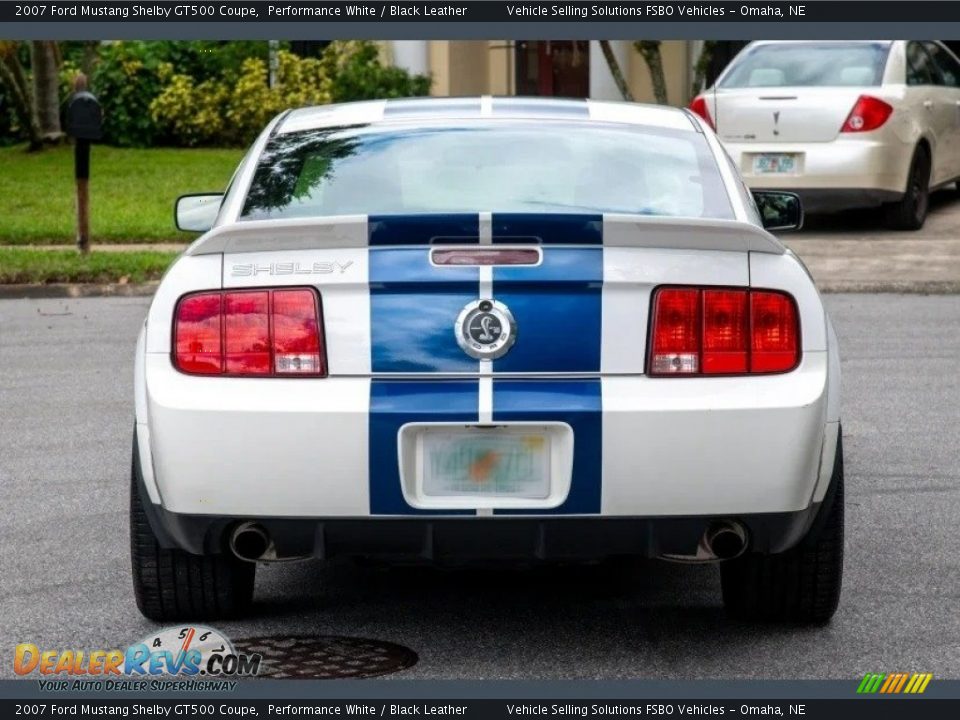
top-left (421, 430), bottom-right (551, 499)
top-left (753, 154), bottom-right (796, 174)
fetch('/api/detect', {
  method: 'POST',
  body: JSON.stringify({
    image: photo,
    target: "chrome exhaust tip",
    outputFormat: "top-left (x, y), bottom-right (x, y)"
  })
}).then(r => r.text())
top-left (703, 521), bottom-right (748, 561)
top-left (229, 522), bottom-right (273, 562)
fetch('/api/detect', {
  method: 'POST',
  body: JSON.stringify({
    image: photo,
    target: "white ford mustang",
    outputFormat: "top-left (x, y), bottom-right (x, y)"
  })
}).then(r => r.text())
top-left (132, 97), bottom-right (843, 624)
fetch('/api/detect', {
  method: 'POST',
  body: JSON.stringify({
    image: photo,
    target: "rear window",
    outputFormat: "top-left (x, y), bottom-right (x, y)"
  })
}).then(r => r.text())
top-left (720, 42), bottom-right (891, 88)
top-left (240, 120), bottom-right (733, 221)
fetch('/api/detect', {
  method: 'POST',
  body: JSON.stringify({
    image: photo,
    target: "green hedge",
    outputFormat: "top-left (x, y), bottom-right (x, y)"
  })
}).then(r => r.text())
top-left (74, 40), bottom-right (431, 148)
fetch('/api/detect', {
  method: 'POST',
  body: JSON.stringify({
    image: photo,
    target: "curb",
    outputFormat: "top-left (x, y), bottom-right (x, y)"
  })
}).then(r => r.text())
top-left (0, 282), bottom-right (159, 299)
top-left (816, 281), bottom-right (960, 294)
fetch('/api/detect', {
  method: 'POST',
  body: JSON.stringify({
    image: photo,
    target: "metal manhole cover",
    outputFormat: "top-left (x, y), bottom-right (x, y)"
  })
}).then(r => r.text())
top-left (233, 635), bottom-right (418, 679)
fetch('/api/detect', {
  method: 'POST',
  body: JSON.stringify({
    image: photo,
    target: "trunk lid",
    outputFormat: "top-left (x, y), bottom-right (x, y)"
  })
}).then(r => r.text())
top-left (207, 213), bottom-right (770, 376)
top-left (709, 87), bottom-right (865, 144)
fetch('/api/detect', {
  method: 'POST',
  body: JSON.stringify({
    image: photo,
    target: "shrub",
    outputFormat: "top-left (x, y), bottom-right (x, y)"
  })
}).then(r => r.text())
top-left (150, 52), bottom-right (332, 147)
top-left (322, 41), bottom-right (432, 102)
top-left (88, 41), bottom-right (429, 148)
top-left (90, 41), bottom-right (272, 147)
top-left (90, 42), bottom-right (170, 147)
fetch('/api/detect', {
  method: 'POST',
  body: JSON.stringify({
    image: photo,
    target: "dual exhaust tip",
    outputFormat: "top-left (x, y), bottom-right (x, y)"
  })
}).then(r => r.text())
top-left (230, 519), bottom-right (748, 563)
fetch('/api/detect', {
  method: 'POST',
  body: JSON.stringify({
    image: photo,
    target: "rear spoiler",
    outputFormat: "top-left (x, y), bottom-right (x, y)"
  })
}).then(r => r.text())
top-left (185, 214), bottom-right (786, 256)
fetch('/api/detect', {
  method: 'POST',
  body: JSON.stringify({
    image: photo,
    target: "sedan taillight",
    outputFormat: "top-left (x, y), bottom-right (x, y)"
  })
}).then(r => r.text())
top-left (649, 287), bottom-right (799, 376)
top-left (840, 95), bottom-right (893, 133)
top-left (174, 288), bottom-right (326, 377)
top-left (688, 95), bottom-right (716, 130)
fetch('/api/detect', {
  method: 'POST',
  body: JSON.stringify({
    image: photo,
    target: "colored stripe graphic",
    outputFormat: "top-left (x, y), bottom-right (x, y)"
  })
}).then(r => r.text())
top-left (368, 214), bottom-right (481, 246)
top-left (369, 380), bottom-right (478, 515)
top-left (492, 246), bottom-right (603, 374)
top-left (492, 379), bottom-right (602, 515)
top-left (492, 213), bottom-right (603, 245)
top-left (368, 213), bottom-right (606, 516)
top-left (857, 673), bottom-right (933, 694)
top-left (369, 244), bottom-right (479, 373)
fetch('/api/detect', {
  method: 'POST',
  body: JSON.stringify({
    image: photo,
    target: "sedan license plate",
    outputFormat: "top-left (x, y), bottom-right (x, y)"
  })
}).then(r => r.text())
top-left (753, 154), bottom-right (796, 174)
top-left (421, 430), bottom-right (551, 499)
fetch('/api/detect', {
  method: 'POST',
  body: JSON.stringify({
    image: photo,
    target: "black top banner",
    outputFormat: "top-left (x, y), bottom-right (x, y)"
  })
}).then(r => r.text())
top-left (5, 1), bottom-right (960, 24)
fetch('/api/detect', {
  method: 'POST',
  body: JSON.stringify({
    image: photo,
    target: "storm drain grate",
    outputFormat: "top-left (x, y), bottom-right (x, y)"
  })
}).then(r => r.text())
top-left (233, 635), bottom-right (418, 679)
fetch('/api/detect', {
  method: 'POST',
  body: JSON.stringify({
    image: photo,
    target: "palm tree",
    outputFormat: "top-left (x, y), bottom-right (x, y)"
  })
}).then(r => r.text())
top-left (30, 41), bottom-right (62, 141)
top-left (0, 41), bottom-right (42, 150)
top-left (598, 41), bottom-right (669, 105)
top-left (634, 41), bottom-right (668, 105)
top-left (598, 41), bottom-right (634, 102)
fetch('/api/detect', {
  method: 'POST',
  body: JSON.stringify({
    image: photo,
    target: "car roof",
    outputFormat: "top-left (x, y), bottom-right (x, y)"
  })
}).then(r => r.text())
top-left (746, 40), bottom-right (894, 46)
top-left (278, 96), bottom-right (699, 135)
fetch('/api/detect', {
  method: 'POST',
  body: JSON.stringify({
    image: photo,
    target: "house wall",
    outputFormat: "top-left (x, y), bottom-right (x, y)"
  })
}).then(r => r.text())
top-left (388, 40), bottom-right (695, 106)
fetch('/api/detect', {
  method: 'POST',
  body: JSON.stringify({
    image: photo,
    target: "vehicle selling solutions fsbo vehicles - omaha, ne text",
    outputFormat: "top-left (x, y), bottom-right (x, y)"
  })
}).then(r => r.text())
top-left (690, 40), bottom-right (960, 229)
top-left (132, 97), bottom-right (843, 624)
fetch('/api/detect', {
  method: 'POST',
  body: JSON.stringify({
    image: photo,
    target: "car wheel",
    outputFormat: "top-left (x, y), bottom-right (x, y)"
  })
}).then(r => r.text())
top-left (884, 146), bottom-right (931, 230)
top-left (720, 430), bottom-right (844, 624)
top-left (130, 431), bottom-right (255, 621)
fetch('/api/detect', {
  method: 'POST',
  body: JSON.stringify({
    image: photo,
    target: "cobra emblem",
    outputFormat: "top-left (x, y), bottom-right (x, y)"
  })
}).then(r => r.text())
top-left (454, 299), bottom-right (517, 360)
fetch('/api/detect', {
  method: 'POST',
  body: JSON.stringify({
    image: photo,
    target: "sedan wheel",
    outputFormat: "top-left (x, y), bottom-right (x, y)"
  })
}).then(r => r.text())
top-left (884, 147), bottom-right (931, 231)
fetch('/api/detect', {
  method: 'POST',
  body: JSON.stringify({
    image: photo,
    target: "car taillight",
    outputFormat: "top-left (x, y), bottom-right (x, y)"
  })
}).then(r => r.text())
top-left (840, 95), bottom-right (893, 133)
top-left (688, 95), bottom-right (715, 130)
top-left (174, 288), bottom-right (326, 377)
top-left (649, 287), bottom-right (799, 376)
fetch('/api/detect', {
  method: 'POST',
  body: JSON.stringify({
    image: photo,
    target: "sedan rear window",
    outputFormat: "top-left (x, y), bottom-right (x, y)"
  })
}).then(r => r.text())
top-left (720, 42), bottom-right (891, 88)
top-left (240, 120), bottom-right (733, 221)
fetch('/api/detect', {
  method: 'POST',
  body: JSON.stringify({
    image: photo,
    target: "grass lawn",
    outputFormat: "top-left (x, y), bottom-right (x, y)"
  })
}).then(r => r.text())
top-left (0, 144), bottom-right (243, 244)
top-left (0, 247), bottom-right (178, 284)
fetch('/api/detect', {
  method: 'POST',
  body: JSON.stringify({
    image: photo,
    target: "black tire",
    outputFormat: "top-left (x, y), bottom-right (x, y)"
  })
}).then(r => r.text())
top-left (130, 432), bottom-right (255, 621)
top-left (721, 430), bottom-right (844, 624)
top-left (884, 146), bottom-right (931, 230)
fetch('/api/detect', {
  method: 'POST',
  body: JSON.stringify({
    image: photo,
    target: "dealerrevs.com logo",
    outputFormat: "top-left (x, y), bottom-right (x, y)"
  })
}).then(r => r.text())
top-left (15, 626), bottom-right (261, 691)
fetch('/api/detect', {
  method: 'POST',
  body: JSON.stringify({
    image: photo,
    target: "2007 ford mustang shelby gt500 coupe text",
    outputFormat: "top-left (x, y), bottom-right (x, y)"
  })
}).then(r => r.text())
top-left (132, 97), bottom-right (843, 624)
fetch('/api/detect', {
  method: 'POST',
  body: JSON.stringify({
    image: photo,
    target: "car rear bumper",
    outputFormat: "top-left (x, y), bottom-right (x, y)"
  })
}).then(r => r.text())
top-left (726, 137), bottom-right (912, 210)
top-left (138, 483), bottom-right (823, 561)
top-left (140, 351), bottom-right (833, 537)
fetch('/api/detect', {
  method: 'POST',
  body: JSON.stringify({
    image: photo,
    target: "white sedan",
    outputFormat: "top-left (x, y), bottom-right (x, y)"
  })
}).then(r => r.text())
top-left (690, 40), bottom-right (960, 229)
top-left (132, 97), bottom-right (843, 624)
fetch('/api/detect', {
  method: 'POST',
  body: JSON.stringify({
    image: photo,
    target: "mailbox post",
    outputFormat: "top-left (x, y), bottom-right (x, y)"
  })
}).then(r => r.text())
top-left (64, 75), bottom-right (102, 254)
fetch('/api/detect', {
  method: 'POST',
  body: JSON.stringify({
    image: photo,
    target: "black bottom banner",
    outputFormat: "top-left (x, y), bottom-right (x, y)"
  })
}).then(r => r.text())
top-left (2, 699), bottom-right (960, 720)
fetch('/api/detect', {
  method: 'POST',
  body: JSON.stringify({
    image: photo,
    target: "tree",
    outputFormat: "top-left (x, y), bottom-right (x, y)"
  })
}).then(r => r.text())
top-left (691, 40), bottom-right (718, 98)
top-left (0, 41), bottom-right (41, 150)
top-left (634, 41), bottom-right (668, 105)
top-left (598, 41), bottom-right (634, 102)
top-left (30, 41), bottom-right (62, 140)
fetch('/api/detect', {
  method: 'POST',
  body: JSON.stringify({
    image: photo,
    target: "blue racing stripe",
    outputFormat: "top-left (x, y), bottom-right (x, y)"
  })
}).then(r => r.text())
top-left (492, 247), bottom-right (603, 373)
top-left (491, 213), bottom-right (603, 245)
top-left (369, 380), bottom-right (478, 515)
top-left (492, 379), bottom-right (602, 515)
top-left (368, 214), bottom-right (481, 246)
top-left (370, 247), bottom-right (478, 373)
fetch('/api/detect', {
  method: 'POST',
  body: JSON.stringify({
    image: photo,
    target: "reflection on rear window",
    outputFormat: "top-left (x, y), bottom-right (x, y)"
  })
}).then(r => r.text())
top-left (241, 121), bottom-right (733, 221)
top-left (720, 43), bottom-right (891, 88)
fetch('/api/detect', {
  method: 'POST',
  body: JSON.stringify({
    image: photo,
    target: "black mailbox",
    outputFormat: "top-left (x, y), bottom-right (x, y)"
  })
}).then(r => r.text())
top-left (65, 91), bottom-right (103, 141)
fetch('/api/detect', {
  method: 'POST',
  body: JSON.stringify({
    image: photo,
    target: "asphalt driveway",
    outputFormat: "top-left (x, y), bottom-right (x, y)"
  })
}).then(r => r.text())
top-left (0, 294), bottom-right (958, 679)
